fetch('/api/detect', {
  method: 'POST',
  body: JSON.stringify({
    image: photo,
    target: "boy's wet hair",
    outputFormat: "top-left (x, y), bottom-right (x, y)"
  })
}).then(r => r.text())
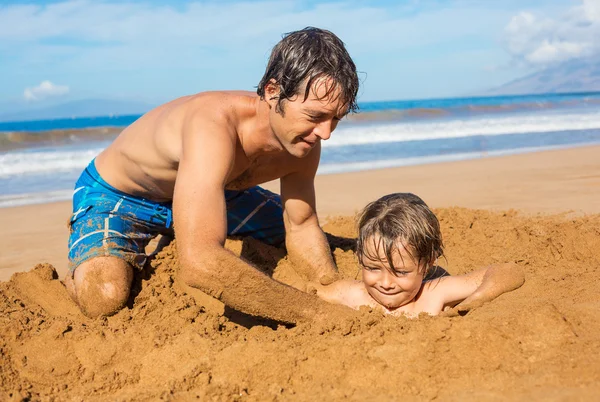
top-left (356, 193), bottom-right (444, 274)
top-left (257, 27), bottom-right (359, 115)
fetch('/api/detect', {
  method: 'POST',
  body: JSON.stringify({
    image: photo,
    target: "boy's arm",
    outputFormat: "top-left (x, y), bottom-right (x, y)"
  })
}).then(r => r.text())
top-left (426, 263), bottom-right (525, 316)
top-left (452, 263), bottom-right (525, 314)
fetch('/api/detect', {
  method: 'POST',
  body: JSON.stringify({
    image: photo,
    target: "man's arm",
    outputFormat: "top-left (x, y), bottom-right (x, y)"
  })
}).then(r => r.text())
top-left (309, 280), bottom-right (373, 310)
top-left (280, 143), bottom-right (338, 284)
top-left (174, 116), bottom-right (348, 324)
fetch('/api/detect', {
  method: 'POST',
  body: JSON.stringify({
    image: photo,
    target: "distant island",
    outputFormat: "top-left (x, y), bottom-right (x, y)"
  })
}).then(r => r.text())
top-left (2, 58), bottom-right (599, 123)
top-left (487, 58), bottom-right (600, 96)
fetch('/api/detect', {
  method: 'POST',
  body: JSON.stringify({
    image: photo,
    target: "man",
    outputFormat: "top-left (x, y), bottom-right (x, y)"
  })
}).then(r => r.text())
top-left (65, 27), bottom-right (360, 323)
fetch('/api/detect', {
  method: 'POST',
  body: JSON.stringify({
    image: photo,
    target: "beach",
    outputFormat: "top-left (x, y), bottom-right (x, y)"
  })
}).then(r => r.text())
top-left (2, 144), bottom-right (599, 281)
top-left (1, 144), bottom-right (600, 400)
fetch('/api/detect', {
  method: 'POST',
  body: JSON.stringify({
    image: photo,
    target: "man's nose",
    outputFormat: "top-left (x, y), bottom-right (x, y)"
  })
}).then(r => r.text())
top-left (313, 120), bottom-right (333, 140)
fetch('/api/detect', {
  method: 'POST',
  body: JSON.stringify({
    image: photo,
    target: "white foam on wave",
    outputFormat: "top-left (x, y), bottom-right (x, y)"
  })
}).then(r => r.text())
top-left (0, 147), bottom-right (102, 178)
top-left (1, 109), bottom-right (599, 180)
top-left (325, 110), bottom-right (600, 147)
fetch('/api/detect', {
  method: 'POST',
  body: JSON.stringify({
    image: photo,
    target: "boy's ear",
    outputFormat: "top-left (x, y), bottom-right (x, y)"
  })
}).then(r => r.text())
top-left (421, 259), bottom-right (436, 276)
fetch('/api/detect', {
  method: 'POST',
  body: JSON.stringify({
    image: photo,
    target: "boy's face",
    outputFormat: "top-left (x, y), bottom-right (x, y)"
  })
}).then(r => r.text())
top-left (360, 239), bottom-right (425, 310)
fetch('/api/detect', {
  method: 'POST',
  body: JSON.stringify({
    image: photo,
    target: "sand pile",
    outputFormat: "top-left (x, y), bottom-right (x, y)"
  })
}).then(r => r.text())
top-left (2, 208), bottom-right (600, 401)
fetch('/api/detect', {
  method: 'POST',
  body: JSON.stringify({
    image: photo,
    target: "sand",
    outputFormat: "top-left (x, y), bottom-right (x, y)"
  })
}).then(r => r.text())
top-left (1, 145), bottom-right (600, 400)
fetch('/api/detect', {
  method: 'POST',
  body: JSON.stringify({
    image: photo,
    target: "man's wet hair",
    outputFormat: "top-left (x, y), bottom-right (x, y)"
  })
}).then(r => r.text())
top-left (356, 193), bottom-right (444, 274)
top-left (257, 27), bottom-right (359, 115)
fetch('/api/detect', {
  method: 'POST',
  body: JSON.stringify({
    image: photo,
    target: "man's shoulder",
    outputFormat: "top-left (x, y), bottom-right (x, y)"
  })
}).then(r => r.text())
top-left (188, 90), bottom-right (258, 109)
top-left (183, 91), bottom-right (257, 126)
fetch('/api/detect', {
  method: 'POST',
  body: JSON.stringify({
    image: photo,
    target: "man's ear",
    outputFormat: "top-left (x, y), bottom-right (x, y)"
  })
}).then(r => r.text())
top-left (265, 78), bottom-right (285, 114)
top-left (265, 79), bottom-right (280, 103)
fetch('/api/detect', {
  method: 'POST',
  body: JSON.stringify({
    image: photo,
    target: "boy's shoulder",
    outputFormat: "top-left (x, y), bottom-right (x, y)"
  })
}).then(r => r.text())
top-left (408, 276), bottom-right (457, 315)
top-left (418, 270), bottom-right (485, 314)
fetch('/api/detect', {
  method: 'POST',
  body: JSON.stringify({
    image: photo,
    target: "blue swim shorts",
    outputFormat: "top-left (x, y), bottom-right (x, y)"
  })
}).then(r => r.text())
top-left (68, 160), bottom-right (285, 273)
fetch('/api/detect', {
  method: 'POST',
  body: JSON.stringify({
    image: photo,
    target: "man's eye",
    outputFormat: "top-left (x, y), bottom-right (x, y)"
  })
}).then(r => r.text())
top-left (395, 271), bottom-right (409, 275)
top-left (364, 266), bottom-right (379, 271)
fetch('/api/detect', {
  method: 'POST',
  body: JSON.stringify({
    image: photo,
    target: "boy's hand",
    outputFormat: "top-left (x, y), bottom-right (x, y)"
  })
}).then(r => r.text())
top-left (441, 263), bottom-right (525, 317)
top-left (440, 296), bottom-right (485, 317)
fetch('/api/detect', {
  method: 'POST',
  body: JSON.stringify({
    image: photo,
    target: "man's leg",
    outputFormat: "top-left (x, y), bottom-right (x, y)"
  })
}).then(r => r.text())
top-left (65, 257), bottom-right (133, 318)
top-left (67, 160), bottom-right (173, 318)
top-left (67, 197), bottom-right (153, 318)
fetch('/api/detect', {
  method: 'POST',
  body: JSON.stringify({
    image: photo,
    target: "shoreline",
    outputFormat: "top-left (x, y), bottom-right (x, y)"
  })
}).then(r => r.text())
top-left (3, 141), bottom-right (600, 209)
top-left (1, 143), bottom-right (599, 281)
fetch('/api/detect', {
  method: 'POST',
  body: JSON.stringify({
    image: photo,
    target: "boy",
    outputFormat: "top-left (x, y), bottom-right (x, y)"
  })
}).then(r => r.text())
top-left (311, 193), bottom-right (525, 317)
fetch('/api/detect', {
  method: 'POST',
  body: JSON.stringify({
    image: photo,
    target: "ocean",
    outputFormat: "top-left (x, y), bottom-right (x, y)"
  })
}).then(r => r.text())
top-left (2, 92), bottom-right (600, 208)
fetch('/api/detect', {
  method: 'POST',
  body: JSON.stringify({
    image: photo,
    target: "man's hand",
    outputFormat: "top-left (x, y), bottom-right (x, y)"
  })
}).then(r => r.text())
top-left (302, 301), bottom-right (358, 335)
top-left (318, 272), bottom-right (341, 286)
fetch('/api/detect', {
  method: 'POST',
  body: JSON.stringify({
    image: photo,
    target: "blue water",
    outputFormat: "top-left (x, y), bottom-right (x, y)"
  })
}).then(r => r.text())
top-left (2, 92), bottom-right (600, 207)
top-left (2, 91), bottom-right (600, 132)
top-left (0, 115), bottom-right (142, 132)
top-left (359, 91), bottom-right (600, 113)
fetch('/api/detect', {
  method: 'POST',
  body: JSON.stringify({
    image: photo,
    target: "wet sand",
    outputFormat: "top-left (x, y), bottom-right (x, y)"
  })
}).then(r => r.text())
top-left (1, 144), bottom-right (600, 400)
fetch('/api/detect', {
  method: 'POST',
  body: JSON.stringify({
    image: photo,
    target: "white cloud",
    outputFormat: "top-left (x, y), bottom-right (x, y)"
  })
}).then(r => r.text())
top-left (0, 0), bottom-right (536, 100)
top-left (0, 1), bottom-right (512, 65)
top-left (24, 80), bottom-right (70, 101)
top-left (504, 0), bottom-right (600, 66)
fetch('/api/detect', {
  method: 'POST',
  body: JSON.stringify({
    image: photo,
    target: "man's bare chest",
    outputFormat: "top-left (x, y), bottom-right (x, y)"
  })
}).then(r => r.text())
top-left (225, 154), bottom-right (295, 191)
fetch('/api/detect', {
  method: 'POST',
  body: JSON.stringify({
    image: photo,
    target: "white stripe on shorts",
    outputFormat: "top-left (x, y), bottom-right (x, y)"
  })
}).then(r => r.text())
top-left (230, 200), bottom-right (267, 235)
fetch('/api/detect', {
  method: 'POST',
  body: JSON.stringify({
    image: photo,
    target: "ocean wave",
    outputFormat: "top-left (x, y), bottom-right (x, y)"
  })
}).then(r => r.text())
top-left (0, 148), bottom-right (101, 178)
top-left (2, 109), bottom-right (600, 180)
top-left (327, 110), bottom-right (600, 147)
top-left (0, 127), bottom-right (121, 151)
top-left (357, 91), bottom-right (600, 114)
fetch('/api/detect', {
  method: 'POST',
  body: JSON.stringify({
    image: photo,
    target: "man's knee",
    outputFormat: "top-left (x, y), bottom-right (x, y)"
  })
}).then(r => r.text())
top-left (71, 256), bottom-right (134, 318)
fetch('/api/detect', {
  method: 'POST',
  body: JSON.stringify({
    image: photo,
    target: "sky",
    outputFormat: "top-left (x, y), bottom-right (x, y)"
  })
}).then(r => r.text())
top-left (1, 0), bottom-right (599, 112)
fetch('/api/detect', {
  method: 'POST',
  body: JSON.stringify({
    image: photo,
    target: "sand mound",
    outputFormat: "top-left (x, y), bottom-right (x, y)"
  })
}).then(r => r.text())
top-left (2, 208), bottom-right (600, 401)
